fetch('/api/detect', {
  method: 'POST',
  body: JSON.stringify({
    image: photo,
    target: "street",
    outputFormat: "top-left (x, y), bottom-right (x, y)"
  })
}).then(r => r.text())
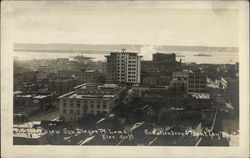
top-left (29, 108), bottom-right (59, 121)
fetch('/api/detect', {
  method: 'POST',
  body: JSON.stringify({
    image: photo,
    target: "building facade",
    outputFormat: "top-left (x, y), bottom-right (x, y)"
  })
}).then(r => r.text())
top-left (14, 73), bottom-right (23, 91)
top-left (58, 69), bottom-right (98, 84)
top-left (106, 49), bottom-right (141, 84)
top-left (58, 83), bottom-right (125, 122)
top-left (14, 91), bottom-right (56, 115)
top-left (187, 71), bottom-right (208, 94)
top-left (141, 52), bottom-right (181, 86)
top-left (153, 53), bottom-right (176, 64)
top-left (48, 77), bottom-right (78, 96)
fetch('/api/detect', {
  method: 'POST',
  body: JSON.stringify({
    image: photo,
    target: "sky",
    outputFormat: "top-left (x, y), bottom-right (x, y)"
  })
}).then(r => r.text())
top-left (12, 1), bottom-right (239, 47)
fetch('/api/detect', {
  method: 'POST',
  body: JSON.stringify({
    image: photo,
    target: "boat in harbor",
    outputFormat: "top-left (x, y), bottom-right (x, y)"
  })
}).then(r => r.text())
top-left (193, 53), bottom-right (212, 57)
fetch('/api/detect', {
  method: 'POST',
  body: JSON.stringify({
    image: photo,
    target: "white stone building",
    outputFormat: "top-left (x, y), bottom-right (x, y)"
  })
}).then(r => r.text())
top-left (106, 49), bottom-right (142, 84)
top-left (58, 83), bottom-right (125, 122)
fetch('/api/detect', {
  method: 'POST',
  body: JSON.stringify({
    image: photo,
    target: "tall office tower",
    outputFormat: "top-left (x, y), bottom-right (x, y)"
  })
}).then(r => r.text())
top-left (106, 49), bottom-right (141, 84)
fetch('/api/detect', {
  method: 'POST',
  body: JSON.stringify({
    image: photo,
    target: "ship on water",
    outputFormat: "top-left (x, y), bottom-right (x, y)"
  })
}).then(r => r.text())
top-left (193, 52), bottom-right (212, 57)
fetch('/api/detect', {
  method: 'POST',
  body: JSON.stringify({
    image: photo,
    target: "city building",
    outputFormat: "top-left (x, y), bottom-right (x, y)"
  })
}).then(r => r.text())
top-left (143, 87), bottom-right (187, 108)
top-left (38, 64), bottom-right (56, 73)
top-left (14, 91), bottom-right (56, 115)
top-left (221, 77), bottom-right (239, 111)
top-left (58, 83), bottom-right (125, 122)
top-left (153, 53), bottom-right (177, 64)
top-left (169, 71), bottom-right (189, 93)
top-left (187, 70), bottom-right (208, 94)
top-left (172, 71), bottom-right (189, 79)
top-left (22, 70), bottom-right (38, 84)
top-left (48, 77), bottom-right (79, 96)
top-left (106, 49), bottom-right (142, 84)
top-left (58, 69), bottom-right (99, 84)
top-left (141, 52), bottom-right (181, 86)
top-left (131, 85), bottom-right (150, 98)
top-left (21, 70), bottom-right (39, 92)
top-left (169, 77), bottom-right (187, 93)
top-left (54, 58), bottom-right (70, 72)
top-left (14, 73), bottom-right (23, 91)
top-left (202, 108), bottom-right (215, 128)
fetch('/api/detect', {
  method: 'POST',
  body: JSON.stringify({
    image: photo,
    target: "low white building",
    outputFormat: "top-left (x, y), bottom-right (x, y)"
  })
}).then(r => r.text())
top-left (58, 83), bottom-right (125, 122)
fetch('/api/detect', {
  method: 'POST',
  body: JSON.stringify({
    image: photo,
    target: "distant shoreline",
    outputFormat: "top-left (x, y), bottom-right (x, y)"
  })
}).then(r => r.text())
top-left (14, 43), bottom-right (239, 53)
top-left (14, 49), bottom-right (110, 54)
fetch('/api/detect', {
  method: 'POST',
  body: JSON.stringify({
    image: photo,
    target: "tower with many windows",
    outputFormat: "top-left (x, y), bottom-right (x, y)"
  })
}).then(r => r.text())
top-left (106, 49), bottom-right (141, 84)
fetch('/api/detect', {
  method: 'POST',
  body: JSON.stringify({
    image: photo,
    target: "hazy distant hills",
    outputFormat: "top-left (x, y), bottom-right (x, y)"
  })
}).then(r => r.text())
top-left (14, 43), bottom-right (239, 53)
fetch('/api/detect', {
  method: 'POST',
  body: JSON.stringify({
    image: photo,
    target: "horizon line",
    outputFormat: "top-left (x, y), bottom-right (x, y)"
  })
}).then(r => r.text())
top-left (14, 43), bottom-right (239, 49)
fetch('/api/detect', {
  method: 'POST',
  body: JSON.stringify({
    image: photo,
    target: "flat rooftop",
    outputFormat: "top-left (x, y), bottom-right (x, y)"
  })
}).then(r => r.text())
top-left (15, 92), bottom-right (55, 98)
top-left (59, 92), bottom-right (116, 100)
top-left (74, 83), bottom-right (119, 90)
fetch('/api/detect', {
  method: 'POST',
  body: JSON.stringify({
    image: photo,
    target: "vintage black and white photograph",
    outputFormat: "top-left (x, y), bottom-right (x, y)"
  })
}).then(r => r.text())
top-left (1, 1), bottom-right (249, 156)
top-left (10, 1), bottom-right (242, 147)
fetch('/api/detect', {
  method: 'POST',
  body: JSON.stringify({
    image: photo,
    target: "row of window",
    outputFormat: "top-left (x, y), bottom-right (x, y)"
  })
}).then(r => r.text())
top-left (76, 91), bottom-right (114, 95)
top-left (128, 68), bottom-right (136, 70)
top-left (128, 64), bottom-right (136, 67)
top-left (62, 109), bottom-right (105, 114)
top-left (128, 79), bottom-right (137, 82)
top-left (128, 75), bottom-right (136, 78)
top-left (189, 76), bottom-right (206, 79)
top-left (128, 72), bottom-right (136, 74)
top-left (188, 81), bottom-right (206, 84)
top-left (128, 61), bottom-right (136, 63)
top-left (188, 89), bottom-right (207, 93)
top-left (117, 67), bottom-right (126, 70)
top-left (63, 104), bottom-right (107, 109)
top-left (189, 85), bottom-right (206, 88)
top-left (62, 100), bottom-right (107, 106)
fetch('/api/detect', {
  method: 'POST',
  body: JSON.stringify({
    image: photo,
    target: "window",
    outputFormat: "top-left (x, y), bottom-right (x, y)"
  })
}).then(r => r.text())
top-left (189, 89), bottom-right (195, 92)
top-left (201, 81), bottom-right (206, 84)
top-left (91, 104), bottom-right (94, 109)
top-left (103, 104), bottom-right (107, 109)
top-left (63, 103), bottom-right (67, 107)
top-left (76, 110), bottom-right (80, 114)
top-left (77, 104), bottom-right (80, 108)
top-left (63, 109), bottom-right (67, 114)
top-left (200, 85), bottom-right (206, 88)
top-left (97, 105), bottom-right (100, 109)
top-left (70, 109), bottom-right (73, 114)
top-left (70, 104), bottom-right (73, 108)
top-left (83, 105), bottom-right (88, 110)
